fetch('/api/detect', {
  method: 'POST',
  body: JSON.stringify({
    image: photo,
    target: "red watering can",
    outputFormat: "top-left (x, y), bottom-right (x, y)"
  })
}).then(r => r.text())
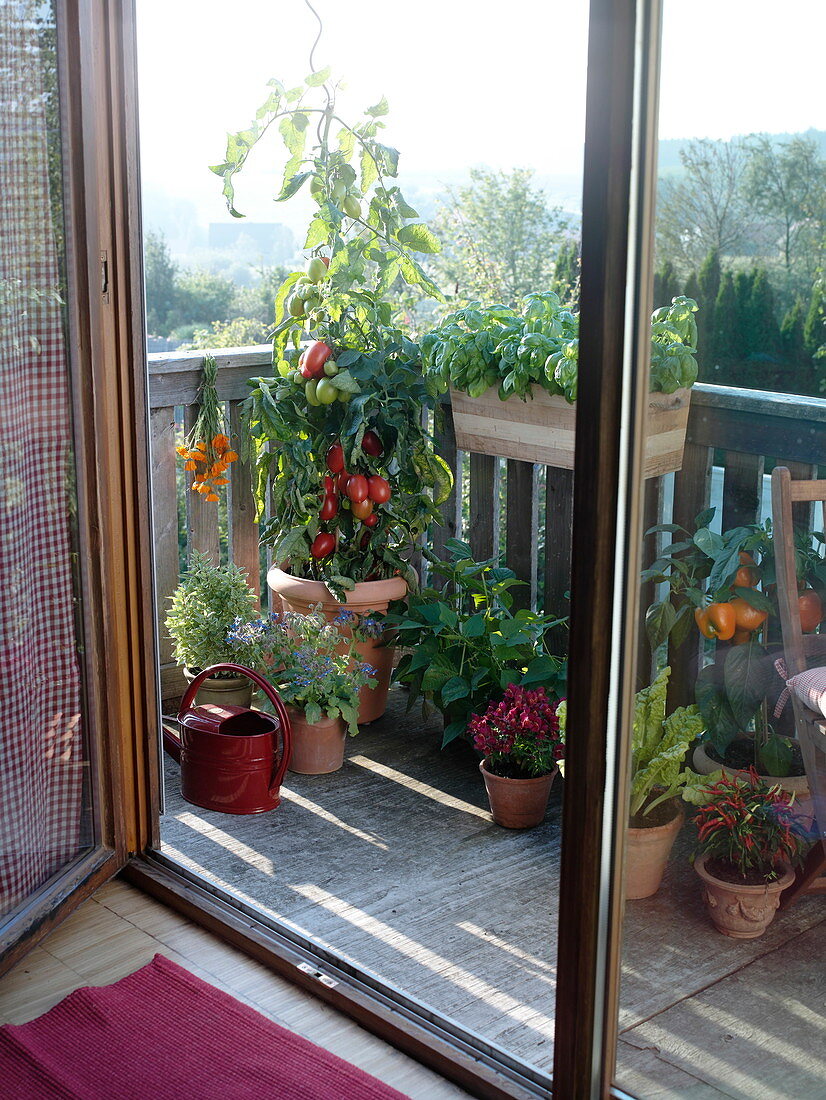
top-left (163, 663), bottom-right (291, 815)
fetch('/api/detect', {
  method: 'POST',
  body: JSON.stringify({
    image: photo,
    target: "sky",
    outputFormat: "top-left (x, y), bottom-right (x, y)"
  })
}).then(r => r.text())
top-left (135, 0), bottom-right (825, 241)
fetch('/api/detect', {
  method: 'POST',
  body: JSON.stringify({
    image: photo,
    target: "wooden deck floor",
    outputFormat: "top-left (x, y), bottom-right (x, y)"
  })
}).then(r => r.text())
top-left (160, 688), bottom-right (826, 1098)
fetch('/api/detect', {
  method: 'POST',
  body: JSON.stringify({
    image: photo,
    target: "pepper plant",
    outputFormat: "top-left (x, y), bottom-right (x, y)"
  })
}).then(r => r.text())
top-left (211, 71), bottom-right (451, 597)
top-left (386, 539), bottom-right (567, 747)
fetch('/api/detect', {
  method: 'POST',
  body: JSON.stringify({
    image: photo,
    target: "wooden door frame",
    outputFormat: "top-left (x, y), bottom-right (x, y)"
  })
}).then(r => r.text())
top-left (0, 0), bottom-right (160, 976)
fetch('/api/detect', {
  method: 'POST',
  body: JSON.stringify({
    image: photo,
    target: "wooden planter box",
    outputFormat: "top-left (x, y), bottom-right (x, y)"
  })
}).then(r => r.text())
top-left (450, 385), bottom-right (692, 478)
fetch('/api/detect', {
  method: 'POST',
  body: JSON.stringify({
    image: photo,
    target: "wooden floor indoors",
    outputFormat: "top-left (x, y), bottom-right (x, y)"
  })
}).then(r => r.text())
top-left (160, 686), bottom-right (826, 1099)
top-left (0, 878), bottom-right (468, 1099)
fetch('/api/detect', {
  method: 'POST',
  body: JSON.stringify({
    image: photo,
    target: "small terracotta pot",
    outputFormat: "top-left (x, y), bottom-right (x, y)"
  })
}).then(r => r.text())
top-left (268, 568), bottom-right (408, 724)
top-left (625, 803), bottom-right (684, 900)
top-left (287, 707), bottom-right (347, 774)
top-left (183, 668), bottom-right (253, 709)
top-left (694, 853), bottom-right (794, 939)
top-left (479, 759), bottom-right (557, 829)
top-left (692, 742), bottom-right (814, 830)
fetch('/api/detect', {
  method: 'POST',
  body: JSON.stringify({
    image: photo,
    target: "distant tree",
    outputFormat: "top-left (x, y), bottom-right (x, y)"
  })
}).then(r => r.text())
top-left (185, 317), bottom-right (269, 350)
top-left (804, 281), bottom-right (825, 359)
top-left (714, 272), bottom-right (740, 364)
top-left (144, 230), bottom-right (178, 335)
top-left (231, 265), bottom-right (290, 326)
top-left (747, 268), bottom-right (781, 359)
top-left (745, 135), bottom-right (826, 277)
top-left (653, 260), bottom-right (681, 309)
top-left (433, 168), bottom-right (569, 306)
top-left (656, 138), bottom-right (755, 269)
top-left (552, 241), bottom-right (580, 307)
top-left (780, 297), bottom-right (806, 363)
top-left (170, 269), bottom-right (235, 331)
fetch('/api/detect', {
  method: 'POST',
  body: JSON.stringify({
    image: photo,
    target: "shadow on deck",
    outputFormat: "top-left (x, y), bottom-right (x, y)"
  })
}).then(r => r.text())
top-left (159, 688), bottom-right (826, 1097)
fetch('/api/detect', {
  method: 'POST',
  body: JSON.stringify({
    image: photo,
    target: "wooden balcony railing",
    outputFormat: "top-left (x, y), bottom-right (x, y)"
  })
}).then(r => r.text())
top-left (148, 345), bottom-right (826, 704)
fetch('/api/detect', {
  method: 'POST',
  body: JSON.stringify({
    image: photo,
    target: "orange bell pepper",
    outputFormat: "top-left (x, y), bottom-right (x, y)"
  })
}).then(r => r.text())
top-left (694, 602), bottom-right (736, 641)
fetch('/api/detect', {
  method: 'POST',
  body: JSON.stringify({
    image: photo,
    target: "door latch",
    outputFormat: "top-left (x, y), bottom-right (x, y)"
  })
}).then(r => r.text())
top-left (100, 250), bottom-right (109, 303)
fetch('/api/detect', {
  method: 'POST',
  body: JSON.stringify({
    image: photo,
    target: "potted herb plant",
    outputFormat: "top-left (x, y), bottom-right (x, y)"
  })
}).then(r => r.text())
top-left (421, 293), bottom-right (699, 477)
top-left (386, 539), bottom-right (567, 747)
top-left (469, 684), bottom-right (565, 829)
top-left (165, 552), bottom-right (258, 707)
top-left (692, 768), bottom-right (808, 938)
top-left (229, 607), bottom-right (376, 774)
top-left (211, 71), bottom-right (452, 721)
top-left (626, 667), bottom-right (713, 899)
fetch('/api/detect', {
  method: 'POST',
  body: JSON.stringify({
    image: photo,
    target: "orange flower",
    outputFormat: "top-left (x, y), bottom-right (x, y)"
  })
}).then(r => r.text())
top-left (224, 450), bottom-right (239, 463)
top-left (205, 492), bottom-right (220, 502)
top-left (184, 460), bottom-right (196, 471)
top-left (213, 434), bottom-right (230, 451)
top-left (212, 477), bottom-right (230, 486)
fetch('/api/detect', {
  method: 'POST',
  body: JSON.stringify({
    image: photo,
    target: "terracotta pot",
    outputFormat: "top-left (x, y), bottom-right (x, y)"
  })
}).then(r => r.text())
top-left (267, 568), bottom-right (408, 724)
top-left (625, 803), bottom-right (684, 900)
top-left (694, 852), bottom-right (794, 939)
top-left (287, 707), bottom-right (347, 774)
top-left (183, 667), bottom-right (253, 709)
top-left (692, 742), bottom-right (813, 830)
top-left (479, 759), bottom-right (557, 829)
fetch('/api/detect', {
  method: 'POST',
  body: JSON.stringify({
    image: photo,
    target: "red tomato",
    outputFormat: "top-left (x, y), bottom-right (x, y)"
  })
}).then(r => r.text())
top-left (336, 471), bottom-right (350, 495)
top-left (351, 498), bottom-right (373, 520)
top-left (367, 475), bottom-right (391, 503)
top-left (362, 512), bottom-right (378, 527)
top-left (310, 532), bottom-right (336, 559)
top-left (302, 340), bottom-right (333, 380)
top-left (323, 475), bottom-right (335, 494)
top-left (326, 442), bottom-right (344, 474)
top-left (321, 256), bottom-right (330, 268)
top-left (361, 430), bottom-right (383, 457)
top-left (799, 589), bottom-right (823, 633)
top-left (345, 474), bottom-right (369, 503)
top-left (319, 494), bottom-right (338, 522)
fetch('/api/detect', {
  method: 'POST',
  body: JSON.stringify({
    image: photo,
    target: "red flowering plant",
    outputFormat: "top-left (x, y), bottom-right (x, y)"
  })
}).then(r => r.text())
top-left (468, 684), bottom-right (565, 780)
top-left (693, 768), bottom-right (808, 884)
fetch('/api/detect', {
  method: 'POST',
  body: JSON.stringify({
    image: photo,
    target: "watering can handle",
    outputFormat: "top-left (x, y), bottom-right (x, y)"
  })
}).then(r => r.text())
top-left (177, 663), bottom-right (292, 793)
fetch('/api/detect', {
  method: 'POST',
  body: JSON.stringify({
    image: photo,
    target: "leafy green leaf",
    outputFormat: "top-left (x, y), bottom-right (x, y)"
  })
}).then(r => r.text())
top-left (397, 223), bottom-right (441, 254)
top-left (441, 676), bottom-right (470, 707)
top-left (366, 96), bottom-right (389, 117)
top-left (645, 600), bottom-right (676, 651)
top-left (305, 67), bottom-right (331, 87)
top-left (724, 642), bottom-right (772, 729)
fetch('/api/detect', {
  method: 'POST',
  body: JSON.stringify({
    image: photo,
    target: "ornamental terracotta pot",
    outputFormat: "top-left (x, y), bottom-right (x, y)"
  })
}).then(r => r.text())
top-left (286, 707), bottom-right (347, 775)
top-left (625, 801), bottom-right (684, 900)
top-left (694, 852), bottom-right (795, 939)
top-left (479, 759), bottom-right (557, 829)
top-left (267, 568), bottom-right (408, 724)
top-left (692, 741), bottom-right (813, 830)
top-left (183, 667), bottom-right (254, 709)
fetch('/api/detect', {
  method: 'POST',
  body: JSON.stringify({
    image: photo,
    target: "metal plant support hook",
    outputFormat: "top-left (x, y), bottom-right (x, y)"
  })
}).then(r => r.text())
top-left (304, 0), bottom-right (324, 75)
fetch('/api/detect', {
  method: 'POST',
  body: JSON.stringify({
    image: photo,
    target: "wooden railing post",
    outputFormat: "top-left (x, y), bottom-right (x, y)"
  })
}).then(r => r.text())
top-left (150, 406), bottom-right (179, 682)
top-left (544, 467), bottom-right (574, 654)
top-left (430, 409), bottom-right (462, 587)
top-left (506, 460), bottom-right (538, 611)
top-left (183, 403), bottom-right (220, 566)
top-left (228, 400), bottom-right (260, 605)
top-left (469, 452), bottom-right (499, 563)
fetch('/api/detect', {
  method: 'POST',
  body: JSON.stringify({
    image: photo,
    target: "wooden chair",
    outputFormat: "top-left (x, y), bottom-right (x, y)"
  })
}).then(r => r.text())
top-left (771, 466), bottom-right (826, 904)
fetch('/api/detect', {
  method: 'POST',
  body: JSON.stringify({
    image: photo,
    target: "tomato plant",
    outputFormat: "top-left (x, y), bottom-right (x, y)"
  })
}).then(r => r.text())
top-left (219, 72), bottom-right (452, 597)
top-left (367, 476), bottom-right (391, 503)
top-left (798, 589), bottom-right (823, 632)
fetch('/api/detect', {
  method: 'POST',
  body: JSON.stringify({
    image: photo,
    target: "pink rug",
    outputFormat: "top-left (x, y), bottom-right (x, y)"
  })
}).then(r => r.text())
top-left (0, 953), bottom-right (411, 1099)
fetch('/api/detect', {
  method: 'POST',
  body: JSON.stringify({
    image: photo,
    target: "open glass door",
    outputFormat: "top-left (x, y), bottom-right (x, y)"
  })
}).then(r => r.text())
top-left (1, 0), bottom-right (158, 972)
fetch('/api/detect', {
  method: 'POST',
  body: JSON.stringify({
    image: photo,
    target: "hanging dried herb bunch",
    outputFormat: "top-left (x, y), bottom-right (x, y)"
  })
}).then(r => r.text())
top-left (176, 354), bottom-right (238, 503)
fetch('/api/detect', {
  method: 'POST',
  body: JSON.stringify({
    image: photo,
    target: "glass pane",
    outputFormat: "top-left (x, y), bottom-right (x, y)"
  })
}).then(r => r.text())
top-left (616, 2), bottom-right (826, 1095)
top-left (0, 1), bottom-right (94, 920)
top-left (137, 0), bottom-right (589, 1078)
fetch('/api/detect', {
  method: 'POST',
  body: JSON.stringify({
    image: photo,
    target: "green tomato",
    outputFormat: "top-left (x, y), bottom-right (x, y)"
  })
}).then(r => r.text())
top-left (343, 194), bottom-right (362, 219)
top-left (309, 308), bottom-right (327, 325)
top-left (331, 180), bottom-right (347, 205)
top-left (305, 379), bottom-right (320, 406)
top-left (336, 388), bottom-right (351, 403)
top-left (295, 280), bottom-right (316, 301)
top-left (323, 360), bottom-right (339, 377)
top-left (306, 257), bottom-right (328, 284)
top-left (290, 370), bottom-right (304, 385)
top-left (288, 295), bottom-right (305, 318)
top-left (315, 378), bottom-right (339, 405)
top-left (309, 176), bottom-right (324, 198)
top-left (303, 292), bottom-right (321, 313)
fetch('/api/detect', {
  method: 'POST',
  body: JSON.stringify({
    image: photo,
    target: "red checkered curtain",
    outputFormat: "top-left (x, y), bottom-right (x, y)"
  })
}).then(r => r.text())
top-left (0, 1), bottom-right (91, 917)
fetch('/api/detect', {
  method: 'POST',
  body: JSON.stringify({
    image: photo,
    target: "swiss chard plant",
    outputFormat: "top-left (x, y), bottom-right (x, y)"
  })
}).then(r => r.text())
top-left (211, 71), bottom-right (451, 597)
top-left (421, 293), bottom-right (698, 404)
top-left (386, 539), bottom-right (567, 747)
top-left (630, 667), bottom-right (714, 822)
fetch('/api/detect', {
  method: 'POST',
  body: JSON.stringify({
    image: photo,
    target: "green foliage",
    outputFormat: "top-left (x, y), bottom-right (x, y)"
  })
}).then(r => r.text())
top-left (386, 539), bottom-right (567, 747)
top-left (630, 668), bottom-right (710, 818)
top-left (144, 230), bottom-right (178, 335)
top-left (422, 293), bottom-right (697, 403)
top-left (165, 552), bottom-right (257, 670)
top-left (551, 240), bottom-right (580, 308)
top-left (430, 168), bottom-right (570, 307)
top-left (185, 316), bottom-right (269, 350)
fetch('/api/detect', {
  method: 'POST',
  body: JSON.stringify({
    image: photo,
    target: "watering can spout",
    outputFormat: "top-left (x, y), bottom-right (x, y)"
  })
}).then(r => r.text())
top-left (166, 663), bottom-right (292, 814)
